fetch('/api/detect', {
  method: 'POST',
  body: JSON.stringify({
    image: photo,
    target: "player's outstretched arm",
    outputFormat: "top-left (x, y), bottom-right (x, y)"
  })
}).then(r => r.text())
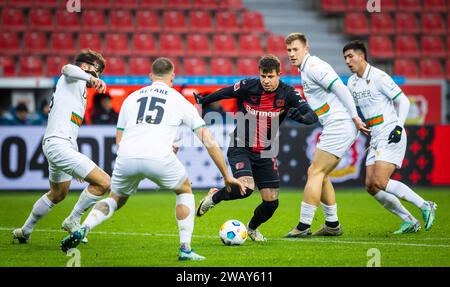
top-left (194, 86), bottom-right (236, 105)
top-left (62, 64), bottom-right (107, 93)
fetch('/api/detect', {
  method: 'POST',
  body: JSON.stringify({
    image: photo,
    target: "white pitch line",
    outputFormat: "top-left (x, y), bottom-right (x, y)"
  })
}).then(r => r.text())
top-left (2, 227), bottom-right (449, 248)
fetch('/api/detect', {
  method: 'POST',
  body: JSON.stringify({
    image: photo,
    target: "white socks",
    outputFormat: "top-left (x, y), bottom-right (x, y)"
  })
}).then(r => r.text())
top-left (374, 191), bottom-right (415, 222)
top-left (176, 193), bottom-right (195, 251)
top-left (81, 197), bottom-right (117, 232)
top-left (321, 202), bottom-right (338, 223)
top-left (385, 179), bottom-right (426, 209)
top-left (22, 194), bottom-right (55, 235)
top-left (68, 187), bottom-right (103, 222)
top-left (299, 201), bottom-right (317, 226)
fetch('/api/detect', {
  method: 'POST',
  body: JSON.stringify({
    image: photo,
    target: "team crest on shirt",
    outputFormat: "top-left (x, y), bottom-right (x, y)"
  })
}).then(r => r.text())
top-left (275, 99), bottom-right (285, 107)
top-left (234, 82), bottom-right (241, 91)
top-left (235, 162), bottom-right (245, 170)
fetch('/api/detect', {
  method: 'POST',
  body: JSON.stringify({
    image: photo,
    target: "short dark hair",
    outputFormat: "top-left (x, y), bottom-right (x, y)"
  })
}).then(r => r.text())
top-left (285, 32), bottom-right (308, 46)
top-left (258, 54), bottom-right (281, 74)
top-left (343, 40), bottom-right (368, 61)
top-left (152, 57), bottom-right (174, 77)
top-left (75, 49), bottom-right (106, 74)
top-left (16, 103), bottom-right (28, 113)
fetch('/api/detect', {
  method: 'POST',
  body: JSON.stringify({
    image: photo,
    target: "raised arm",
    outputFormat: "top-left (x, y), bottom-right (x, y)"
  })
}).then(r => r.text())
top-left (194, 86), bottom-right (236, 105)
top-left (62, 64), bottom-right (107, 93)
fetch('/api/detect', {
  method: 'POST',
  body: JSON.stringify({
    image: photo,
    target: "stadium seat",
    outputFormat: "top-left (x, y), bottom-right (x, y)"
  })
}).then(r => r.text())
top-left (84, 0), bottom-right (111, 9)
top-left (167, 0), bottom-right (191, 10)
top-left (344, 13), bottom-right (369, 35)
top-left (394, 59), bottom-right (419, 78)
top-left (183, 58), bottom-right (208, 75)
top-left (35, 0), bottom-right (60, 8)
top-left (105, 34), bottom-right (131, 56)
top-left (347, 0), bottom-right (368, 11)
top-left (213, 34), bottom-right (238, 57)
top-left (163, 11), bottom-right (187, 33)
top-left (320, 0), bottom-right (346, 13)
top-left (239, 34), bottom-right (264, 57)
top-left (189, 11), bottom-right (213, 33)
top-left (237, 58), bottom-right (258, 75)
top-left (421, 36), bottom-right (446, 58)
top-left (82, 10), bottom-right (107, 32)
top-left (29, 8), bottom-right (53, 31)
top-left (421, 13), bottom-right (446, 34)
top-left (379, 0), bottom-right (396, 11)
top-left (369, 35), bottom-right (394, 59)
top-left (396, 13), bottom-right (420, 34)
top-left (0, 31), bottom-right (21, 55)
top-left (266, 34), bottom-right (288, 58)
top-left (186, 34), bottom-right (212, 57)
top-left (19, 56), bottom-right (44, 76)
top-left (109, 10), bottom-right (134, 32)
top-left (8, 0), bottom-right (33, 8)
top-left (0, 56), bottom-right (16, 77)
top-left (215, 11), bottom-right (241, 33)
top-left (192, 0), bottom-right (218, 10)
top-left (170, 58), bottom-right (182, 74)
top-left (103, 57), bottom-right (126, 75)
top-left (446, 59), bottom-right (450, 79)
top-left (210, 58), bottom-right (234, 75)
top-left (132, 33), bottom-right (158, 56)
top-left (79, 33), bottom-right (103, 52)
top-left (419, 59), bottom-right (444, 78)
top-left (397, 0), bottom-right (422, 12)
top-left (1, 8), bottom-right (26, 31)
top-left (55, 10), bottom-right (80, 31)
top-left (135, 11), bottom-right (161, 32)
top-left (218, 0), bottom-right (244, 10)
top-left (23, 32), bottom-right (49, 55)
top-left (423, 0), bottom-right (447, 11)
top-left (47, 55), bottom-right (69, 77)
top-left (395, 35), bottom-right (420, 58)
top-left (139, 0), bottom-right (166, 9)
top-left (447, 37), bottom-right (450, 57)
top-left (242, 11), bottom-right (266, 34)
top-left (371, 13), bottom-right (395, 35)
top-left (159, 34), bottom-right (185, 57)
top-left (129, 57), bottom-right (152, 75)
top-left (111, 0), bottom-right (139, 9)
top-left (51, 32), bottom-right (76, 56)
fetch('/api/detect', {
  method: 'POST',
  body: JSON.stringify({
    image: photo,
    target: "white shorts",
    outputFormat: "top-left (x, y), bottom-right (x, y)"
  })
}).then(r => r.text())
top-left (111, 153), bottom-right (188, 197)
top-left (317, 119), bottom-right (358, 158)
top-left (366, 128), bottom-right (407, 169)
top-left (43, 137), bottom-right (97, 183)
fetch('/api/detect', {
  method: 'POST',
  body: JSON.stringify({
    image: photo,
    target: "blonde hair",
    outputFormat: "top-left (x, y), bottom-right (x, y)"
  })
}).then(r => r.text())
top-left (285, 32), bottom-right (308, 46)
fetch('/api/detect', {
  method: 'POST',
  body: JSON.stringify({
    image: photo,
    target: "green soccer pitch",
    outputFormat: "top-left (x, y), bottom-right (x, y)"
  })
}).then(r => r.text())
top-left (0, 188), bottom-right (448, 267)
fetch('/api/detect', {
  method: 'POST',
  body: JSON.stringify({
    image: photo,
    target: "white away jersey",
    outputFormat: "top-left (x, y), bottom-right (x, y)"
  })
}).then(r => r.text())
top-left (347, 64), bottom-right (403, 138)
top-left (300, 54), bottom-right (352, 125)
top-left (116, 81), bottom-right (206, 159)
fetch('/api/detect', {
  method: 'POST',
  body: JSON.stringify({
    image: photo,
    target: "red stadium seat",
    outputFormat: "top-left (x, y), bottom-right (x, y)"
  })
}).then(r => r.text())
top-left (218, 0), bottom-right (244, 10)
top-left (394, 59), bottom-right (419, 78)
top-left (82, 10), bottom-right (107, 32)
top-left (167, 0), bottom-right (191, 10)
top-left (396, 13), bottom-right (420, 34)
top-left (163, 11), bottom-right (187, 33)
top-left (8, 0), bottom-right (33, 7)
top-left (139, 0), bottom-right (166, 9)
top-left (395, 35), bottom-right (420, 58)
top-left (47, 55), bottom-right (69, 76)
top-left (19, 56), bottom-right (44, 76)
top-left (320, 0), bottom-right (345, 13)
top-left (111, 0), bottom-right (139, 9)
top-left (239, 34), bottom-right (264, 57)
top-left (55, 10), bottom-right (80, 32)
top-left (129, 57), bottom-right (152, 75)
top-left (0, 56), bottom-right (16, 77)
top-left (35, 0), bottom-right (59, 8)
top-left (184, 58), bottom-right (208, 75)
top-left (421, 36), bottom-right (446, 58)
top-left (421, 13), bottom-right (446, 34)
top-left (189, 11), bottom-right (213, 33)
top-left (266, 34), bottom-right (288, 58)
top-left (447, 37), bottom-right (450, 57)
top-left (242, 11), bottom-right (266, 34)
top-left (132, 33), bottom-right (158, 56)
top-left (103, 57), bottom-right (126, 75)
top-left (347, 0), bottom-right (368, 11)
top-left (1, 8), bottom-right (26, 31)
top-left (213, 34), bottom-right (238, 57)
top-left (169, 58), bottom-right (182, 74)
top-left (371, 13), bottom-right (395, 35)
top-left (51, 32), bottom-right (76, 56)
top-left (397, 0), bottom-right (422, 12)
top-left (344, 13), bottom-right (369, 35)
top-left (369, 35), bottom-right (394, 59)
top-left (159, 34), bottom-right (185, 57)
top-left (423, 0), bottom-right (447, 11)
top-left (79, 33), bottom-right (103, 52)
top-left (192, 0), bottom-right (218, 10)
top-left (109, 10), bottom-right (134, 32)
top-left (0, 31), bottom-right (21, 55)
top-left (210, 58), bottom-right (234, 75)
top-left (446, 59), bottom-right (450, 79)
top-left (105, 33), bottom-right (130, 56)
top-left (419, 59), bottom-right (444, 78)
top-left (237, 58), bottom-right (258, 75)
top-left (24, 32), bottom-right (49, 55)
top-left (84, 0), bottom-right (111, 9)
top-left (29, 8), bottom-right (53, 31)
top-left (380, 0), bottom-right (396, 11)
top-left (216, 11), bottom-right (241, 33)
top-left (135, 11), bottom-right (161, 32)
top-left (186, 34), bottom-right (212, 57)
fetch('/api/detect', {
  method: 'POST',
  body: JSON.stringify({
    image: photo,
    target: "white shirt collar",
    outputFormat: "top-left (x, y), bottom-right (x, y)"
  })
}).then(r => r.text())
top-left (359, 63), bottom-right (371, 79)
top-left (300, 53), bottom-right (311, 72)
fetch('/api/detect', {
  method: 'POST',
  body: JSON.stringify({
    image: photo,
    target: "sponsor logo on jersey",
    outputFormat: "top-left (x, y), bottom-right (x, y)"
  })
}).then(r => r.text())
top-left (236, 162), bottom-right (245, 170)
top-left (244, 104), bottom-right (281, 118)
top-left (234, 82), bottom-right (241, 91)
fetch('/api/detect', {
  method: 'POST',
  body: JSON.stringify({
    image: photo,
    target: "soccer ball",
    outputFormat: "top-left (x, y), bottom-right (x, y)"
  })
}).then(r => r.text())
top-left (219, 219), bottom-right (247, 246)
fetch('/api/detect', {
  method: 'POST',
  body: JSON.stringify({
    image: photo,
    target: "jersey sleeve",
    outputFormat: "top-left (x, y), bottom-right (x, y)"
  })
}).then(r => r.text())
top-left (309, 62), bottom-right (340, 91)
top-left (375, 71), bottom-right (403, 101)
top-left (181, 98), bottom-right (206, 131)
top-left (116, 98), bottom-right (129, 131)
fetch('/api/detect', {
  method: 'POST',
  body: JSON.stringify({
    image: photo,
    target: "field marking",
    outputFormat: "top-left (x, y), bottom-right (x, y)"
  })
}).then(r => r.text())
top-left (2, 227), bottom-right (450, 249)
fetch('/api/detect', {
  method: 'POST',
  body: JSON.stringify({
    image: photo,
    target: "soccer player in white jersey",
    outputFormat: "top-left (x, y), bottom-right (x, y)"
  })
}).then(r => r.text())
top-left (284, 33), bottom-right (370, 238)
top-left (12, 50), bottom-right (110, 243)
top-left (60, 57), bottom-right (245, 261)
top-left (343, 40), bottom-right (437, 234)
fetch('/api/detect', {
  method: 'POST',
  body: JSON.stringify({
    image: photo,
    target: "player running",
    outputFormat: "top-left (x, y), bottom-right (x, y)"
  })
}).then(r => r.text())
top-left (195, 55), bottom-right (318, 242)
top-left (343, 40), bottom-right (437, 234)
top-left (13, 50), bottom-right (110, 243)
top-left (284, 33), bottom-right (370, 238)
top-left (60, 57), bottom-right (245, 261)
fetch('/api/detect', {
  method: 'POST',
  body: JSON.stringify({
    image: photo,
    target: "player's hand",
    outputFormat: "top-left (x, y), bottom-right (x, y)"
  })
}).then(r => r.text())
top-left (193, 92), bottom-right (204, 105)
top-left (286, 107), bottom-right (303, 121)
top-left (224, 176), bottom-right (246, 196)
top-left (388, 125), bottom-right (403, 144)
top-left (90, 77), bottom-right (107, 93)
top-left (353, 116), bottom-right (371, 136)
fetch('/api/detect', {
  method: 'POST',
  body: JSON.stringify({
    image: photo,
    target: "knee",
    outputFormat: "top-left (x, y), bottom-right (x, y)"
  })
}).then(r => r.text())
top-left (94, 175), bottom-right (111, 195)
top-left (307, 165), bottom-right (325, 179)
top-left (365, 182), bottom-right (378, 196)
top-left (365, 176), bottom-right (387, 196)
top-left (47, 189), bottom-right (68, 203)
top-left (265, 199), bottom-right (279, 212)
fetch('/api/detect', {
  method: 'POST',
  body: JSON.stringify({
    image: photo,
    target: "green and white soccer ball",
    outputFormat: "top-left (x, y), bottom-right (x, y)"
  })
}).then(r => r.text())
top-left (219, 219), bottom-right (247, 245)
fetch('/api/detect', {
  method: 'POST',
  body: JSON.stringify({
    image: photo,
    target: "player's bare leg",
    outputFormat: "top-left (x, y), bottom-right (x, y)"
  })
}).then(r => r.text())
top-left (247, 188), bottom-right (279, 242)
top-left (313, 176), bottom-right (343, 236)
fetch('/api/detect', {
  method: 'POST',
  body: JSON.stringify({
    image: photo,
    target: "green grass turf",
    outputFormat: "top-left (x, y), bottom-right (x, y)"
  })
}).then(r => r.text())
top-left (0, 188), bottom-right (449, 267)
